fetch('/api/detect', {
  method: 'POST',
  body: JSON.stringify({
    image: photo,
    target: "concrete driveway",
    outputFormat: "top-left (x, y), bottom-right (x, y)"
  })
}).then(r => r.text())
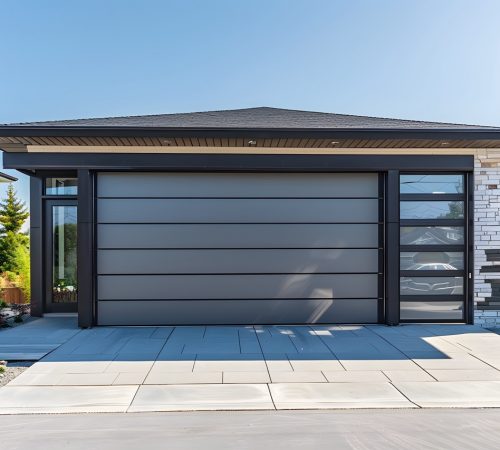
top-left (2, 319), bottom-right (500, 413)
top-left (2, 410), bottom-right (500, 450)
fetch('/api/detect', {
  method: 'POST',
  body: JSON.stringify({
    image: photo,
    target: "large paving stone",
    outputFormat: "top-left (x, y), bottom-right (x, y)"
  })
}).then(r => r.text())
top-left (128, 384), bottom-right (274, 411)
top-left (0, 386), bottom-right (138, 414)
top-left (395, 381), bottom-right (500, 407)
top-left (269, 382), bottom-right (415, 409)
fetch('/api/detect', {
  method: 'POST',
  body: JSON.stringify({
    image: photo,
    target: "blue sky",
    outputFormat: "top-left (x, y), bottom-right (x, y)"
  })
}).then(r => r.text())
top-left (1, 0), bottom-right (500, 207)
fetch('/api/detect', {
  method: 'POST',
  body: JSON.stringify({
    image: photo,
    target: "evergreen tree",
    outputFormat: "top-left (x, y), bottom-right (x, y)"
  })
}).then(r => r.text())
top-left (0, 184), bottom-right (30, 273)
top-left (0, 184), bottom-right (29, 235)
top-left (0, 231), bottom-right (21, 272)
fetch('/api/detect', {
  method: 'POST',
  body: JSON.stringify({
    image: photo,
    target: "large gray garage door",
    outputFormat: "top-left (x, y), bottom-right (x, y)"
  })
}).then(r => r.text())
top-left (96, 172), bottom-right (381, 325)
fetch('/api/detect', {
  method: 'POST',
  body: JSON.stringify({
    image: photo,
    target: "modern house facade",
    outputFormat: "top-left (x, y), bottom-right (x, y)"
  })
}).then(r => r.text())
top-left (0, 107), bottom-right (499, 328)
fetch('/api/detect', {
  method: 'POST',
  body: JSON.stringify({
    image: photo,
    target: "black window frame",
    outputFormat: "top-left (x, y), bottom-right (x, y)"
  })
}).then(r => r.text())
top-left (399, 171), bottom-right (469, 323)
top-left (41, 171), bottom-right (78, 199)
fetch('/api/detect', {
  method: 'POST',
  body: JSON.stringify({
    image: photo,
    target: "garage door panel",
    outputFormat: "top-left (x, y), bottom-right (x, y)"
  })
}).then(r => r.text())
top-left (98, 249), bottom-right (379, 274)
top-left (98, 299), bottom-right (379, 325)
top-left (98, 172), bottom-right (379, 198)
top-left (98, 274), bottom-right (378, 300)
top-left (97, 223), bottom-right (379, 249)
top-left (98, 198), bottom-right (379, 223)
top-left (96, 172), bottom-right (381, 325)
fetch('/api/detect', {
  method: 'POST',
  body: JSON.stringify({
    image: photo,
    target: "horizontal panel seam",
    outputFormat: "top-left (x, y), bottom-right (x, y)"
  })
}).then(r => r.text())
top-left (97, 197), bottom-right (382, 200)
top-left (96, 222), bottom-right (383, 225)
top-left (96, 272), bottom-right (382, 276)
top-left (96, 247), bottom-right (382, 250)
top-left (96, 298), bottom-right (382, 302)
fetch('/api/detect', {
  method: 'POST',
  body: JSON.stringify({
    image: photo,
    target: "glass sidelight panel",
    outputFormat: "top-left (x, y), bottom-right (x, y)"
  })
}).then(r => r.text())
top-left (399, 172), bottom-right (468, 323)
top-left (400, 276), bottom-right (463, 296)
top-left (400, 226), bottom-right (464, 245)
top-left (400, 201), bottom-right (464, 219)
top-left (52, 206), bottom-right (78, 303)
top-left (400, 301), bottom-right (463, 320)
top-left (400, 252), bottom-right (464, 271)
top-left (400, 174), bottom-right (464, 194)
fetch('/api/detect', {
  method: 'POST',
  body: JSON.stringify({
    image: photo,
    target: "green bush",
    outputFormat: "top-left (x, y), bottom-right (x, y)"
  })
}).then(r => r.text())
top-left (0, 184), bottom-right (30, 303)
top-left (3, 270), bottom-right (17, 283)
top-left (14, 243), bottom-right (30, 302)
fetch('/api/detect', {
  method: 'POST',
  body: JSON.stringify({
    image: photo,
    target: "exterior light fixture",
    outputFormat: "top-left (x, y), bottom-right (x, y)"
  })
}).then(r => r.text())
top-left (330, 141), bottom-right (340, 146)
top-left (162, 139), bottom-right (172, 146)
top-left (248, 140), bottom-right (257, 145)
top-left (440, 142), bottom-right (450, 146)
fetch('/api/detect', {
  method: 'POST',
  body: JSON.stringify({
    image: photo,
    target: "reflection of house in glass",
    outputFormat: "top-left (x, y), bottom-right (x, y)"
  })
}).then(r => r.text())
top-left (52, 206), bottom-right (77, 304)
top-left (400, 227), bottom-right (464, 245)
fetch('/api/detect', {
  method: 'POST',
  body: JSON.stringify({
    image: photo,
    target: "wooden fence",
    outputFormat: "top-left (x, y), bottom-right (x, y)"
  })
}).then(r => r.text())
top-left (1, 287), bottom-right (26, 305)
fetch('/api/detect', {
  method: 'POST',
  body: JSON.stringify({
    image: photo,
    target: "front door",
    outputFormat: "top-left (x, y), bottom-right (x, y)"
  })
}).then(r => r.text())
top-left (45, 200), bottom-right (78, 313)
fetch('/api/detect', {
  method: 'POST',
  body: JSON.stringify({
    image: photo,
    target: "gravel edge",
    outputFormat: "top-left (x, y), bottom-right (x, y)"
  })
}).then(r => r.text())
top-left (0, 362), bottom-right (33, 387)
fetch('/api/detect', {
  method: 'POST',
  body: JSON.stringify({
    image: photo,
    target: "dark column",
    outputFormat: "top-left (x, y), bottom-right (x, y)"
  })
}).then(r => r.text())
top-left (385, 170), bottom-right (400, 325)
top-left (77, 170), bottom-right (95, 328)
top-left (467, 171), bottom-right (475, 324)
top-left (29, 176), bottom-right (43, 317)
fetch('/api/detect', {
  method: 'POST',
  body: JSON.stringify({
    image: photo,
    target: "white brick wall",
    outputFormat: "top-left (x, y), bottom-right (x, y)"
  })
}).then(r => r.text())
top-left (474, 149), bottom-right (500, 328)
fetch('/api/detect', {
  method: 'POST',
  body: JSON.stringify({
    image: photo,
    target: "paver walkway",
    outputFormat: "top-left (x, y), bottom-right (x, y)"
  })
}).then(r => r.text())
top-left (2, 322), bottom-right (500, 413)
top-left (0, 316), bottom-right (79, 360)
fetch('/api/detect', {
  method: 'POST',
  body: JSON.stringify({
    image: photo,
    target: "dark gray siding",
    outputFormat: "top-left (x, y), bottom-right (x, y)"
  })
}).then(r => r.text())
top-left (98, 249), bottom-right (379, 274)
top-left (97, 223), bottom-right (379, 249)
top-left (96, 172), bottom-right (380, 325)
top-left (97, 172), bottom-right (379, 198)
top-left (97, 198), bottom-right (378, 223)
top-left (98, 299), bottom-right (379, 326)
top-left (98, 274), bottom-right (378, 300)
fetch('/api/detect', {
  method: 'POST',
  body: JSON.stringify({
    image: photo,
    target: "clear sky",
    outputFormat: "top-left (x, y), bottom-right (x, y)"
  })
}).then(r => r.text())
top-left (1, 0), bottom-right (500, 207)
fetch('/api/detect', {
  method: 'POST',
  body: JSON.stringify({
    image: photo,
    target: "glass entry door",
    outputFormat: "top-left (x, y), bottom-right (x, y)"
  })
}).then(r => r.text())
top-left (45, 200), bottom-right (78, 312)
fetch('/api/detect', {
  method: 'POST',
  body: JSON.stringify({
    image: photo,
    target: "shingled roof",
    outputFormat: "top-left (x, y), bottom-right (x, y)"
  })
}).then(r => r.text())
top-left (6, 107), bottom-right (497, 130)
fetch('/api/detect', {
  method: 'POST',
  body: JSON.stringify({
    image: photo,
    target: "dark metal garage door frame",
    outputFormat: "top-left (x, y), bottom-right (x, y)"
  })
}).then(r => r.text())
top-left (4, 152), bottom-right (474, 328)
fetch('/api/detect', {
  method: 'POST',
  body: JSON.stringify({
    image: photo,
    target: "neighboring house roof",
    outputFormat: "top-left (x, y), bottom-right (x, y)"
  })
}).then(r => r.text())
top-left (0, 171), bottom-right (17, 182)
top-left (4, 107), bottom-right (498, 130)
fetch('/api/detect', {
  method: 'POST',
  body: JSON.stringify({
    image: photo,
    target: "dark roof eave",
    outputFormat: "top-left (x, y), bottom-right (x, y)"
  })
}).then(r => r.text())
top-left (0, 125), bottom-right (500, 141)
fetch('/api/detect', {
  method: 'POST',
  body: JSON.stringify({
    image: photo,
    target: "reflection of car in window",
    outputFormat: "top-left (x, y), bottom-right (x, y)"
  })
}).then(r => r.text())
top-left (401, 277), bottom-right (462, 295)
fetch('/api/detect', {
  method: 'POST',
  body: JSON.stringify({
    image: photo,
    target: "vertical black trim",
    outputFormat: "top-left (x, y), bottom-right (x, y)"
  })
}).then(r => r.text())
top-left (29, 177), bottom-right (43, 317)
top-left (467, 172), bottom-right (475, 324)
top-left (93, 172), bottom-right (98, 326)
top-left (385, 170), bottom-right (400, 325)
top-left (378, 173), bottom-right (385, 323)
top-left (77, 170), bottom-right (95, 327)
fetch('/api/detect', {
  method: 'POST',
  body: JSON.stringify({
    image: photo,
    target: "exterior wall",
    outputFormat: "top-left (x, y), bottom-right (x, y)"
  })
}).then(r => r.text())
top-left (475, 149), bottom-right (500, 328)
top-left (19, 146), bottom-right (492, 328)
